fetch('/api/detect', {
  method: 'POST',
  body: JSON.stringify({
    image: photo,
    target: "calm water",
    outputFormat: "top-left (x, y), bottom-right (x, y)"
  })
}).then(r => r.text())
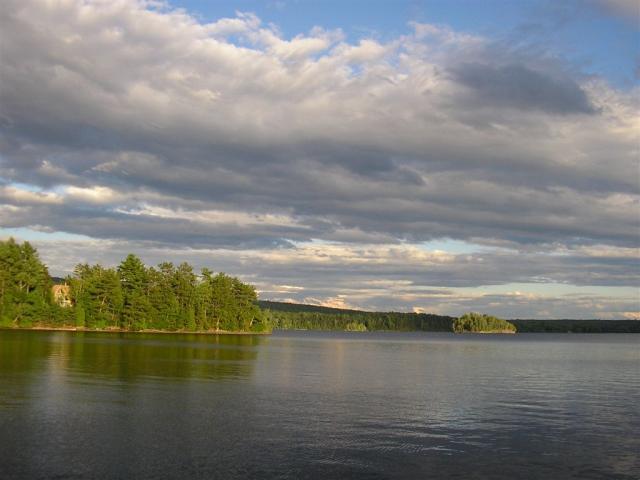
top-left (0, 330), bottom-right (638, 479)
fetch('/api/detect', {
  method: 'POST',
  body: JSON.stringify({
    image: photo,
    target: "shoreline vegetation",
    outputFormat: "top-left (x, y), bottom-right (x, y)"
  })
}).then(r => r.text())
top-left (452, 312), bottom-right (517, 334)
top-left (263, 301), bottom-right (519, 334)
top-left (2, 239), bottom-right (638, 335)
top-left (259, 301), bottom-right (640, 334)
top-left (0, 326), bottom-right (270, 335)
top-left (1, 238), bottom-right (269, 334)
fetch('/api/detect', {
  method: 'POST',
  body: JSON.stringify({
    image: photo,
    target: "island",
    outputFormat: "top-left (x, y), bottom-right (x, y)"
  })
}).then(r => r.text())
top-left (452, 312), bottom-right (517, 334)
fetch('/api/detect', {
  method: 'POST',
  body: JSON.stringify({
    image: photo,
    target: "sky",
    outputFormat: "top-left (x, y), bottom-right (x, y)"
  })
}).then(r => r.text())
top-left (0, 0), bottom-right (638, 319)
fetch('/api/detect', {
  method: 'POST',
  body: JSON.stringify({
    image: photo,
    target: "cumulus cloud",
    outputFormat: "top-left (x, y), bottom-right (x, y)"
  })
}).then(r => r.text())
top-left (0, 0), bottom-right (638, 316)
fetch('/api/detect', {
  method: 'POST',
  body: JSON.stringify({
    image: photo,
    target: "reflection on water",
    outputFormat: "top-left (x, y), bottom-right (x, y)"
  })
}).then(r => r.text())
top-left (0, 329), bottom-right (638, 479)
top-left (0, 330), bottom-right (264, 384)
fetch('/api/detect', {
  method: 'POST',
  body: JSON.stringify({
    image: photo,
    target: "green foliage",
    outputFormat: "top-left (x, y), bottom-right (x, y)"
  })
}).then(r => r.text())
top-left (264, 303), bottom-right (454, 332)
top-left (0, 238), bottom-right (52, 327)
top-left (118, 255), bottom-right (151, 330)
top-left (452, 312), bottom-right (516, 333)
top-left (75, 306), bottom-right (85, 328)
top-left (148, 263), bottom-right (180, 330)
top-left (345, 321), bottom-right (367, 332)
top-left (71, 264), bottom-right (122, 329)
top-left (0, 239), bottom-right (267, 333)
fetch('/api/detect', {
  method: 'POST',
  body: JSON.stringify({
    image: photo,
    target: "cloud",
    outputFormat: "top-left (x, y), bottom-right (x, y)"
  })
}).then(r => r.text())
top-left (0, 0), bottom-right (638, 316)
top-left (450, 63), bottom-right (595, 114)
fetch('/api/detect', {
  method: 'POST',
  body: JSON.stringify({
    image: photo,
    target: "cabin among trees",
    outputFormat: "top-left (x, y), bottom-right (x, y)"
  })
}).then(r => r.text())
top-left (52, 284), bottom-right (72, 308)
top-left (0, 238), bottom-right (269, 332)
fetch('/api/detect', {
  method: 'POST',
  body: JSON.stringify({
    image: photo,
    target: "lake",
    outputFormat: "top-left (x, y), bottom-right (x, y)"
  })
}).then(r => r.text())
top-left (0, 329), bottom-right (638, 479)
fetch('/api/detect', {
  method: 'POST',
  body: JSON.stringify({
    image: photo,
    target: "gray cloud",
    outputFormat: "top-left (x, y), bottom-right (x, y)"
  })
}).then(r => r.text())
top-left (450, 63), bottom-right (595, 114)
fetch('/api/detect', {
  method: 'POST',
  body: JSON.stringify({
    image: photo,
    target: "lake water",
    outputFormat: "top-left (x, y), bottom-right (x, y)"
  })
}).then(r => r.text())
top-left (0, 330), bottom-right (638, 479)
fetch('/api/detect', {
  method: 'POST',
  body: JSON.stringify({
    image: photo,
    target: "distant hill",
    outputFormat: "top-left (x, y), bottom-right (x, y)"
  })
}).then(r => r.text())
top-left (260, 300), bottom-right (455, 332)
top-left (258, 300), bottom-right (371, 315)
top-left (259, 301), bottom-right (640, 333)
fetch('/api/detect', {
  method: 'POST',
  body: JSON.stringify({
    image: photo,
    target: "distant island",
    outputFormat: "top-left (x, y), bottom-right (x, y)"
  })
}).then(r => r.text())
top-left (2, 238), bottom-right (638, 335)
top-left (452, 312), bottom-right (516, 334)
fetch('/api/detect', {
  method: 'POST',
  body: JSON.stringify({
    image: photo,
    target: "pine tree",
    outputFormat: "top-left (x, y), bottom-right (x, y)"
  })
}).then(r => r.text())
top-left (0, 239), bottom-right (51, 326)
top-left (118, 254), bottom-right (151, 330)
top-left (173, 262), bottom-right (196, 330)
top-left (0, 240), bottom-right (268, 333)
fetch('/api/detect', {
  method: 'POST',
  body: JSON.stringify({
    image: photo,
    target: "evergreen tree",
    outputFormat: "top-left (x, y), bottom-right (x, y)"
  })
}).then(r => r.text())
top-left (70, 264), bottom-right (122, 329)
top-left (118, 254), bottom-right (151, 330)
top-left (0, 238), bottom-right (51, 326)
top-left (173, 262), bottom-right (196, 330)
top-left (148, 264), bottom-right (179, 330)
top-left (196, 268), bottom-right (214, 330)
top-left (0, 240), bottom-right (268, 333)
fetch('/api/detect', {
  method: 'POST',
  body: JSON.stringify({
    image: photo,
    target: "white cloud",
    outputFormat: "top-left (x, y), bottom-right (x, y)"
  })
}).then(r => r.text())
top-left (0, 185), bottom-right (62, 205)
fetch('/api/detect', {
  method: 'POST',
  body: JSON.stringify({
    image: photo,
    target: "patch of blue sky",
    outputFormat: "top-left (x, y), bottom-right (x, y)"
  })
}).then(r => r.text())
top-left (419, 238), bottom-right (493, 254)
top-left (0, 227), bottom-right (92, 242)
top-left (6, 182), bottom-right (43, 192)
top-left (167, 0), bottom-right (638, 87)
top-left (3, 181), bottom-right (68, 196)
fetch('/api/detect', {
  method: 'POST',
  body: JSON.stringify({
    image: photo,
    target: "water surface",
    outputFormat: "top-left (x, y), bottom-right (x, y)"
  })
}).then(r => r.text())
top-left (1, 330), bottom-right (638, 479)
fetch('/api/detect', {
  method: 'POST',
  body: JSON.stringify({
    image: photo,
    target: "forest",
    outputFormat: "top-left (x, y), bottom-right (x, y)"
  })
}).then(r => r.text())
top-left (0, 238), bottom-right (268, 332)
top-left (260, 301), bottom-right (640, 333)
top-left (452, 312), bottom-right (517, 333)
top-left (260, 301), bottom-right (455, 332)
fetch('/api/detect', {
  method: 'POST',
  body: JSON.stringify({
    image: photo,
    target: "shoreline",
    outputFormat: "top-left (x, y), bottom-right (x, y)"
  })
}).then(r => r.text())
top-left (0, 326), bottom-right (271, 336)
top-left (455, 330), bottom-right (516, 334)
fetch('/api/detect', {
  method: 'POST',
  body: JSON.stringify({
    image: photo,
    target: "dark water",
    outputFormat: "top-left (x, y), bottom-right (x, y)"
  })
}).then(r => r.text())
top-left (0, 330), bottom-right (638, 479)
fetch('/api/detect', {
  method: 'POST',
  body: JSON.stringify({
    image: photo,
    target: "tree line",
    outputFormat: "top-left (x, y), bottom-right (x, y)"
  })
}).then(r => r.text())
top-left (3, 239), bottom-right (637, 334)
top-left (452, 312), bottom-right (516, 333)
top-left (261, 302), bottom-right (455, 332)
top-left (0, 238), bottom-right (268, 332)
top-left (262, 301), bottom-right (640, 333)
